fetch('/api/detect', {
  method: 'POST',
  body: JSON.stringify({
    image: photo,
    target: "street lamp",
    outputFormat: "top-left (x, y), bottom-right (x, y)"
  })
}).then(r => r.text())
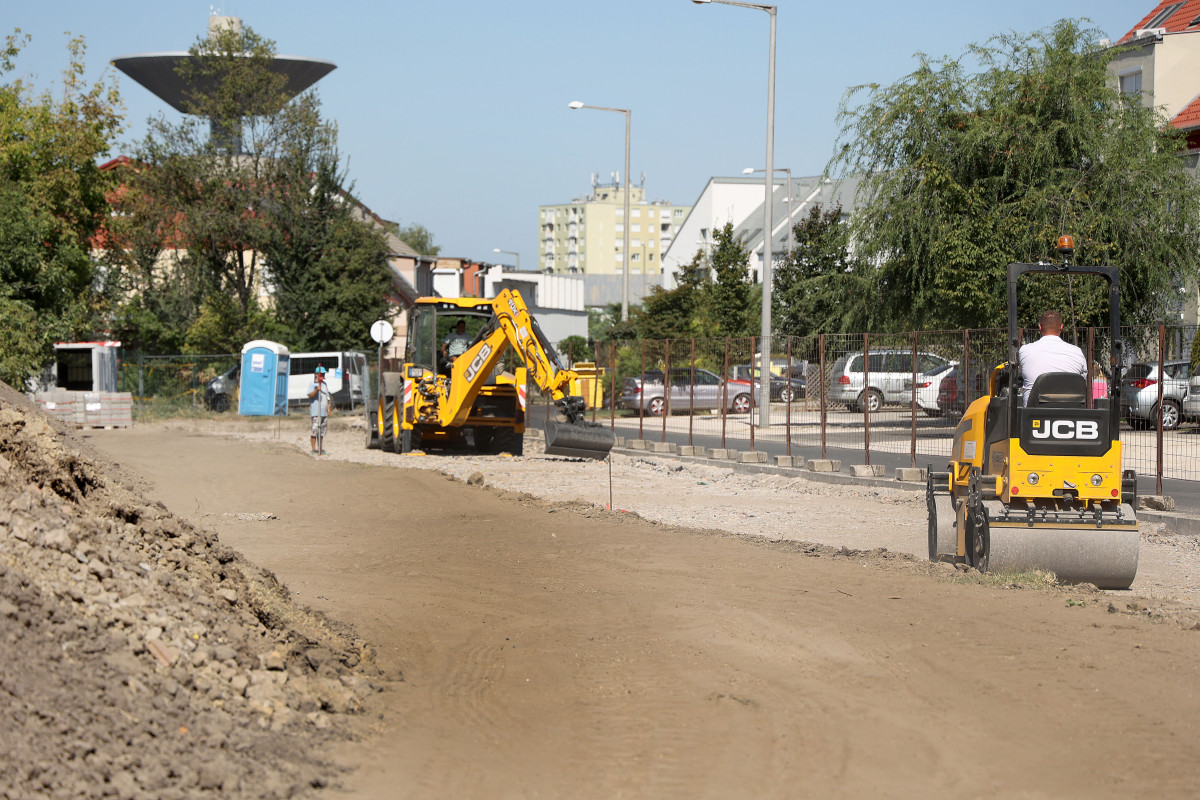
top-left (492, 248), bottom-right (520, 270)
top-left (743, 166), bottom-right (792, 256)
top-left (694, 0), bottom-right (776, 429)
top-left (569, 99), bottom-right (632, 322)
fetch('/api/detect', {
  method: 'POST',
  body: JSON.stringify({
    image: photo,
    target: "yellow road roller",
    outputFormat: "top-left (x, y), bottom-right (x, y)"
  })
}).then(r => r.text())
top-left (927, 247), bottom-right (1140, 589)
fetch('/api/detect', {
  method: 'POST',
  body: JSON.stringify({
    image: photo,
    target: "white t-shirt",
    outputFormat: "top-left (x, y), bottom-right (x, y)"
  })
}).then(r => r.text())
top-left (308, 379), bottom-right (331, 417)
top-left (1018, 334), bottom-right (1087, 406)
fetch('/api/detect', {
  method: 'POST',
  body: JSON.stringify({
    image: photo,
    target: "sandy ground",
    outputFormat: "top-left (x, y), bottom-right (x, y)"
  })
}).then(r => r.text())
top-left (88, 413), bottom-right (1200, 799)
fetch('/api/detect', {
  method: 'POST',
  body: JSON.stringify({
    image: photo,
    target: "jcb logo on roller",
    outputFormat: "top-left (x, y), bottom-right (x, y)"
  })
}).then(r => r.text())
top-left (1030, 419), bottom-right (1099, 440)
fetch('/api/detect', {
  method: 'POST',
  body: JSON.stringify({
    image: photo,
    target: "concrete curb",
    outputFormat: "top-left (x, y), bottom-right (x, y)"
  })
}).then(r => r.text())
top-left (609, 440), bottom-right (1200, 536)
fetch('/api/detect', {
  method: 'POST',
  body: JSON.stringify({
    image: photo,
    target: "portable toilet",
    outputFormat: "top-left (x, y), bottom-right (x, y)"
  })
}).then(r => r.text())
top-left (239, 340), bottom-right (290, 416)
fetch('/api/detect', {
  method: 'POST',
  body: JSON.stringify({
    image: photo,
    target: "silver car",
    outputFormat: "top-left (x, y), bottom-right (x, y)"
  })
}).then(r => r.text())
top-left (1182, 363), bottom-right (1200, 422)
top-left (828, 350), bottom-right (952, 413)
top-left (618, 368), bottom-right (759, 416)
top-left (1120, 360), bottom-right (1190, 431)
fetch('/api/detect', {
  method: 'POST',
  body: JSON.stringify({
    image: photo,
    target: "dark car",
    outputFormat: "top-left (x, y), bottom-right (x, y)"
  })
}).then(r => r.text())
top-left (203, 365), bottom-right (239, 412)
top-left (728, 364), bottom-right (806, 403)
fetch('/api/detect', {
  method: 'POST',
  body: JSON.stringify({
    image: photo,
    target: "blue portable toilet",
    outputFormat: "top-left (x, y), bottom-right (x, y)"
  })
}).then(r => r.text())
top-left (239, 340), bottom-right (290, 416)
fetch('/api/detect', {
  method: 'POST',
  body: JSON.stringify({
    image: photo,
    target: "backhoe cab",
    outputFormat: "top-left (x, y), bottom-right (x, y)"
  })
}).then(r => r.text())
top-left (926, 239), bottom-right (1140, 589)
top-left (367, 289), bottom-right (615, 460)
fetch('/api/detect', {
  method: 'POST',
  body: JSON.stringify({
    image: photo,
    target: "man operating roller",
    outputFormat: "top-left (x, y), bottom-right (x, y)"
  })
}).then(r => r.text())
top-left (1018, 310), bottom-right (1087, 406)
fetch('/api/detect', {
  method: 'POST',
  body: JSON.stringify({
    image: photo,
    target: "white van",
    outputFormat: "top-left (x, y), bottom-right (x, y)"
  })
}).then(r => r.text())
top-left (287, 352), bottom-right (368, 410)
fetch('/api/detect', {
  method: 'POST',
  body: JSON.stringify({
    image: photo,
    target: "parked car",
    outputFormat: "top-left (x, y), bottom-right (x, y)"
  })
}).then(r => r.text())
top-left (203, 365), bottom-right (239, 412)
top-left (932, 363), bottom-right (997, 419)
top-left (728, 364), bottom-right (806, 403)
top-left (1120, 360), bottom-right (1191, 430)
top-left (915, 363), bottom-right (957, 416)
top-left (1185, 363), bottom-right (1200, 422)
top-left (828, 350), bottom-right (952, 413)
top-left (617, 368), bottom-right (760, 416)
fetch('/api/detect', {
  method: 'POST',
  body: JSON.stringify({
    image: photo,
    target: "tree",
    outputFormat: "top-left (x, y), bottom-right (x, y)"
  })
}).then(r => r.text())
top-left (830, 20), bottom-right (1200, 330)
top-left (773, 204), bottom-right (873, 335)
top-left (706, 221), bottom-right (757, 337)
top-left (396, 222), bottom-right (440, 256)
top-left (0, 30), bottom-right (122, 385)
top-left (111, 22), bottom-right (392, 354)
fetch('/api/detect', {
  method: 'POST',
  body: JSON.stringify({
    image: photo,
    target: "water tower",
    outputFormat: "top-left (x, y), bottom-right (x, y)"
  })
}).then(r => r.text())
top-left (112, 14), bottom-right (335, 148)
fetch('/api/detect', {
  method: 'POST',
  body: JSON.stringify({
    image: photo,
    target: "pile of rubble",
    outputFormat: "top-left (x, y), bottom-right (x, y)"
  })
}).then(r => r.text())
top-left (0, 382), bottom-right (384, 800)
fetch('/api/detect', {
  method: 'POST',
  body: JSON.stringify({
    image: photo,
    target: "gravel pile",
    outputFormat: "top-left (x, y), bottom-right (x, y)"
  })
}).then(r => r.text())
top-left (0, 383), bottom-right (383, 800)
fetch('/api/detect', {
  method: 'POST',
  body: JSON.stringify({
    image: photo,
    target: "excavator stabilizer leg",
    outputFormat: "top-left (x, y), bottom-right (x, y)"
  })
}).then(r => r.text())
top-left (543, 419), bottom-right (615, 460)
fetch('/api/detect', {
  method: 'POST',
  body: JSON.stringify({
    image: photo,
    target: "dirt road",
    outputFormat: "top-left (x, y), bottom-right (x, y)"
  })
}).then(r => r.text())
top-left (90, 418), bottom-right (1200, 799)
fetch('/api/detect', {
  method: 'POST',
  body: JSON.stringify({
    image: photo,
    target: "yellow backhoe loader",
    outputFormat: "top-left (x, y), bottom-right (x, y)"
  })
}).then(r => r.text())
top-left (366, 289), bottom-right (615, 460)
top-left (926, 241), bottom-right (1140, 589)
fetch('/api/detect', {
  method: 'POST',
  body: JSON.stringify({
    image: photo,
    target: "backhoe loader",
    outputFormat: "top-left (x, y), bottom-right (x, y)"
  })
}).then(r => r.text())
top-left (366, 289), bottom-right (615, 460)
top-left (926, 240), bottom-right (1140, 589)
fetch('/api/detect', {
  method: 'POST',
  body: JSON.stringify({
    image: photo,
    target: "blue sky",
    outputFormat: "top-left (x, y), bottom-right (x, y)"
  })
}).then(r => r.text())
top-left (8, 1), bottom-right (1148, 266)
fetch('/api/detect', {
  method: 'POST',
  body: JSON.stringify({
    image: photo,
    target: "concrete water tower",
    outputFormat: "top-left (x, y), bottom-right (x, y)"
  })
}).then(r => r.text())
top-left (112, 14), bottom-right (336, 148)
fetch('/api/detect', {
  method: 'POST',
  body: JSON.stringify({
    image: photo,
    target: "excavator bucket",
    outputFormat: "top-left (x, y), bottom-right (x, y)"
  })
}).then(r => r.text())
top-left (543, 419), bottom-right (615, 460)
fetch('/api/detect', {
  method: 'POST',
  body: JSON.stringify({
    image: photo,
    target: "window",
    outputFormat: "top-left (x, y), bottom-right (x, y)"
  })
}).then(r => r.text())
top-left (631, 253), bottom-right (641, 262)
top-left (649, 253), bottom-right (655, 262)
top-left (674, 209), bottom-right (683, 217)
top-left (632, 224), bottom-right (641, 232)
top-left (1120, 71), bottom-right (1143, 96)
top-left (632, 209), bottom-right (641, 217)
top-left (661, 223), bottom-right (670, 233)
top-left (1146, 2), bottom-right (1184, 28)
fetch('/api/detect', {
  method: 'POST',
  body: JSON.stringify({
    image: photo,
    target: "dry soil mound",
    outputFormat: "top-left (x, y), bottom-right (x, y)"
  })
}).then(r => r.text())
top-left (0, 382), bottom-right (383, 800)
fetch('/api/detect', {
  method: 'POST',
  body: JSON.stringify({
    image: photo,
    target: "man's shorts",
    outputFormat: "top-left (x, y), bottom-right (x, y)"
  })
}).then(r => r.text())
top-left (310, 416), bottom-right (328, 438)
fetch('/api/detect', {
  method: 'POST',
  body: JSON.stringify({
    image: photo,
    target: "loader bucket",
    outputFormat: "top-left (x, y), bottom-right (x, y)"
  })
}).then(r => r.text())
top-left (543, 419), bottom-right (615, 460)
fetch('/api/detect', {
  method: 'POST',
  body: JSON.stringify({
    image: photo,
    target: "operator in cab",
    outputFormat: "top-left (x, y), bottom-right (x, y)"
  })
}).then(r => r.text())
top-left (1018, 310), bottom-right (1087, 406)
top-left (441, 318), bottom-right (471, 364)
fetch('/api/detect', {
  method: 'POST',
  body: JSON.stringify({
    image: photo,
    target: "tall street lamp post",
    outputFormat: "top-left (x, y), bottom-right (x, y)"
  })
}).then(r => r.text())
top-left (569, 100), bottom-right (632, 322)
top-left (492, 248), bottom-right (520, 270)
top-left (693, 0), bottom-right (776, 429)
top-left (743, 166), bottom-right (793, 256)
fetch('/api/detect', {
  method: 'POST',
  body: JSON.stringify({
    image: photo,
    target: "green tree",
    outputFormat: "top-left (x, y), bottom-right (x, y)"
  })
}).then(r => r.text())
top-left (112, 22), bottom-right (391, 354)
top-left (397, 222), bottom-right (440, 256)
top-left (830, 20), bottom-right (1200, 330)
top-left (773, 204), bottom-right (873, 335)
top-left (706, 221), bottom-right (756, 337)
top-left (0, 30), bottom-right (122, 385)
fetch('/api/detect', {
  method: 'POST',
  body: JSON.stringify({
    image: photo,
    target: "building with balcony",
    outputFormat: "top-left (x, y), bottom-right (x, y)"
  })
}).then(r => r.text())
top-left (539, 176), bottom-right (691, 307)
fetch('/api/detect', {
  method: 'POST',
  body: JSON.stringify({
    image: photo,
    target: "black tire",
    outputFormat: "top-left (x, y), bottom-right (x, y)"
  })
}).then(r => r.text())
top-left (731, 393), bottom-right (752, 414)
top-left (967, 513), bottom-right (989, 571)
top-left (1156, 400), bottom-right (1181, 431)
top-left (923, 408), bottom-right (942, 417)
top-left (211, 394), bottom-right (231, 413)
top-left (857, 389), bottom-right (884, 414)
top-left (365, 406), bottom-right (380, 450)
top-left (492, 428), bottom-right (524, 456)
top-left (400, 428), bottom-right (420, 454)
top-left (474, 427), bottom-right (495, 453)
top-left (380, 399), bottom-right (395, 451)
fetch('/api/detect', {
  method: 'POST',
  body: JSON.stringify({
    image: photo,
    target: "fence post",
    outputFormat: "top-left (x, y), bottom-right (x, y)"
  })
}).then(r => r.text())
top-left (910, 331), bottom-right (918, 468)
top-left (662, 339), bottom-right (670, 444)
top-left (639, 340), bottom-right (646, 441)
top-left (138, 354), bottom-right (144, 421)
top-left (963, 329), bottom-right (972, 408)
top-left (721, 338), bottom-right (729, 449)
top-left (1087, 327), bottom-right (1095, 410)
top-left (819, 334), bottom-right (827, 460)
top-left (749, 336), bottom-right (757, 452)
top-left (863, 333), bottom-right (871, 467)
top-left (785, 336), bottom-right (792, 459)
top-left (1157, 323), bottom-right (1165, 495)
top-left (689, 338), bottom-right (696, 447)
top-left (609, 340), bottom-right (616, 430)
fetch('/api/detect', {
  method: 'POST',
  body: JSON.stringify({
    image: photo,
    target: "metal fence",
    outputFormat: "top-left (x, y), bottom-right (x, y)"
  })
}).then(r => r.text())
top-left (109, 324), bottom-right (1199, 486)
top-left (584, 325), bottom-right (1200, 486)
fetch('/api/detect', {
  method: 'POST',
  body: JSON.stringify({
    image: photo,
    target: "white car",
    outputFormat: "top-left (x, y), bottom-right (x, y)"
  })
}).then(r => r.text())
top-left (916, 363), bottom-right (957, 416)
top-left (1185, 363), bottom-right (1200, 421)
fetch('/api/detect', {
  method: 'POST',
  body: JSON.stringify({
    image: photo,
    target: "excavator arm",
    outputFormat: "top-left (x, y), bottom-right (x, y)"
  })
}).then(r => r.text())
top-left (440, 288), bottom-right (614, 459)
